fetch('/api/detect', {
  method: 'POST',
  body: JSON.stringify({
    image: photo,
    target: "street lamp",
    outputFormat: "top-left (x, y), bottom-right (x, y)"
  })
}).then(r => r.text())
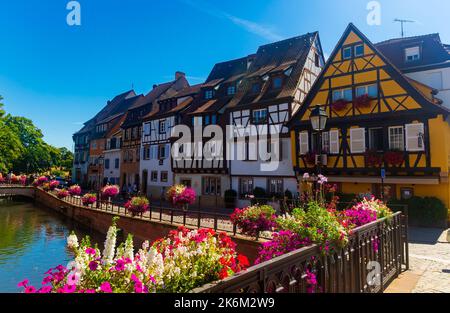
top-left (97, 156), bottom-right (105, 191)
top-left (310, 105), bottom-right (328, 175)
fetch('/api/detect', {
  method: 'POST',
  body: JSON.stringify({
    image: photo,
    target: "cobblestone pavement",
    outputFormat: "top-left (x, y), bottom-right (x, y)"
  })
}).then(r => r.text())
top-left (386, 227), bottom-right (450, 293)
top-left (408, 227), bottom-right (450, 293)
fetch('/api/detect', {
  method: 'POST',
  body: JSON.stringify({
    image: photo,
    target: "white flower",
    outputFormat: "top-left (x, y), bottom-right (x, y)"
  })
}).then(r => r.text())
top-left (67, 233), bottom-right (79, 249)
top-left (103, 224), bottom-right (117, 265)
top-left (303, 173), bottom-right (310, 180)
top-left (124, 234), bottom-right (134, 261)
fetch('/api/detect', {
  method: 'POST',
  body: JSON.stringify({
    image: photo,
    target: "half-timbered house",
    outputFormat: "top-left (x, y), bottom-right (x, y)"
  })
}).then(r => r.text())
top-left (172, 56), bottom-right (253, 207)
top-left (120, 73), bottom-right (189, 191)
top-left (72, 89), bottom-right (136, 188)
top-left (289, 24), bottom-right (450, 214)
top-left (227, 32), bottom-right (325, 207)
top-left (140, 83), bottom-right (201, 198)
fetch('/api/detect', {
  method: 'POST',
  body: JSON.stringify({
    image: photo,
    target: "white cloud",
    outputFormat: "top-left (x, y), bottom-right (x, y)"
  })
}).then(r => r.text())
top-left (180, 0), bottom-right (283, 41)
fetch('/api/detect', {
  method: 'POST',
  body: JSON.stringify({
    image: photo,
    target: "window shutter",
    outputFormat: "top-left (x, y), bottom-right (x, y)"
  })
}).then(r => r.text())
top-left (299, 131), bottom-right (309, 155)
top-left (329, 130), bottom-right (340, 154)
top-left (165, 144), bottom-right (170, 158)
top-left (350, 128), bottom-right (366, 153)
top-left (405, 123), bottom-right (425, 152)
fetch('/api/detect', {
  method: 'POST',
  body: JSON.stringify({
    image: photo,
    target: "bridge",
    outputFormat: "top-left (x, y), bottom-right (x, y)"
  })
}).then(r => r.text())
top-left (0, 185), bottom-right (35, 199)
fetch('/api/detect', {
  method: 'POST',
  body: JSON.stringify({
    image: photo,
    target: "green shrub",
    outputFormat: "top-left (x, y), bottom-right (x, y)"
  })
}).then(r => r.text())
top-left (252, 187), bottom-right (267, 205)
top-left (224, 189), bottom-right (237, 209)
top-left (389, 196), bottom-right (448, 227)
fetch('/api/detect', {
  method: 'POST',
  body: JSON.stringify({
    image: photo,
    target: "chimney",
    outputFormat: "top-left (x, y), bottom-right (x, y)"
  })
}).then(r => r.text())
top-left (175, 71), bottom-right (186, 80)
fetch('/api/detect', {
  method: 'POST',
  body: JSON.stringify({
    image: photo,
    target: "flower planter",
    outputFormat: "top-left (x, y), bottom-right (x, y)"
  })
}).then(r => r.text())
top-left (332, 99), bottom-right (349, 112)
top-left (384, 151), bottom-right (404, 167)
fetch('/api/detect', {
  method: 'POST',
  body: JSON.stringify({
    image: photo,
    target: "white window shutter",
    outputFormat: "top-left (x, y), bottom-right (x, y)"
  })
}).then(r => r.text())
top-left (144, 123), bottom-right (150, 136)
top-left (299, 131), bottom-right (309, 155)
top-left (350, 128), bottom-right (366, 153)
top-left (405, 123), bottom-right (425, 152)
top-left (329, 130), bottom-right (340, 154)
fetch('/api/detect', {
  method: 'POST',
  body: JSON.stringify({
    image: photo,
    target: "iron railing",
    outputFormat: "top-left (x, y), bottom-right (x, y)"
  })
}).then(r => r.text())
top-left (194, 212), bottom-right (408, 293)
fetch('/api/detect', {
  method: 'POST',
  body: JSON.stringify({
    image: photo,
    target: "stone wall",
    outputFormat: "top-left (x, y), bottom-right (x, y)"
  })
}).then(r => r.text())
top-left (31, 187), bottom-right (262, 262)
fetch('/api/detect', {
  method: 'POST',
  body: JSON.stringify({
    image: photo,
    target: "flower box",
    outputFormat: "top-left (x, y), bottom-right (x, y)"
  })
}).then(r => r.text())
top-left (354, 94), bottom-right (373, 108)
top-left (384, 151), bottom-right (404, 167)
top-left (364, 150), bottom-right (383, 167)
top-left (332, 99), bottom-right (349, 111)
top-left (81, 193), bottom-right (97, 206)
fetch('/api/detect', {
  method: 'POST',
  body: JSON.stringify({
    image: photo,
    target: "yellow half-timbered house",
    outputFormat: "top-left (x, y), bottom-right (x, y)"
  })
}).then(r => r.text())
top-left (289, 24), bottom-right (450, 217)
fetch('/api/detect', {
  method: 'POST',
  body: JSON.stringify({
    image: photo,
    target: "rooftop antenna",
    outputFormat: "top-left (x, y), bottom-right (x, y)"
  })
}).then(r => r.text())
top-left (394, 19), bottom-right (416, 38)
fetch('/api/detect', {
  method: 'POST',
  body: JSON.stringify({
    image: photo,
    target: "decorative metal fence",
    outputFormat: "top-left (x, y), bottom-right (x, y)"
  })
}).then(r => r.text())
top-left (194, 212), bottom-right (408, 293)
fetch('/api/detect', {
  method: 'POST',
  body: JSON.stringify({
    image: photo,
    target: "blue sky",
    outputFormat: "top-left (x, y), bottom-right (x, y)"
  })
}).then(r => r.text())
top-left (1, 0), bottom-right (449, 149)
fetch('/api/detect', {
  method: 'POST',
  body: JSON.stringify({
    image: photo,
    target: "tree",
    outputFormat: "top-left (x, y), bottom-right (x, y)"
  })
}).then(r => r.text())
top-left (0, 95), bottom-right (74, 175)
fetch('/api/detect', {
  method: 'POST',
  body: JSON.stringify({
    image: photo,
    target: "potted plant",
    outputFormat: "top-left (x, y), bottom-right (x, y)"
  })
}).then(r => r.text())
top-left (125, 196), bottom-right (150, 216)
top-left (82, 193), bottom-right (97, 206)
top-left (56, 189), bottom-right (69, 199)
top-left (166, 184), bottom-right (196, 210)
top-left (224, 189), bottom-right (237, 209)
top-left (230, 205), bottom-right (277, 237)
top-left (68, 185), bottom-right (82, 196)
top-left (101, 185), bottom-right (120, 200)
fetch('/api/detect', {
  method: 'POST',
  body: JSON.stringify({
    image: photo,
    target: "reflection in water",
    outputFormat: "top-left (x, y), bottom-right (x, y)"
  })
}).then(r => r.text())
top-left (0, 200), bottom-right (104, 293)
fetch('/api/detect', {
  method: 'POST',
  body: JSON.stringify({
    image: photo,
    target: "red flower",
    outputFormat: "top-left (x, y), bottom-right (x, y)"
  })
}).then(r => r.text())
top-left (219, 267), bottom-right (229, 280)
top-left (237, 255), bottom-right (250, 268)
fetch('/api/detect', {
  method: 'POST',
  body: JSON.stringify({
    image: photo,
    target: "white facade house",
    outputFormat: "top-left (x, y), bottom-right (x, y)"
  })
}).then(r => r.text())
top-left (227, 33), bottom-right (325, 207)
top-left (376, 33), bottom-right (450, 109)
top-left (103, 131), bottom-right (122, 185)
top-left (406, 67), bottom-right (450, 109)
top-left (140, 115), bottom-right (175, 198)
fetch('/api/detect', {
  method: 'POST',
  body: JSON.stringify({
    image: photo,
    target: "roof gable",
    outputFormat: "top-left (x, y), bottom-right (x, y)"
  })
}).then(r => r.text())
top-left (289, 24), bottom-right (449, 127)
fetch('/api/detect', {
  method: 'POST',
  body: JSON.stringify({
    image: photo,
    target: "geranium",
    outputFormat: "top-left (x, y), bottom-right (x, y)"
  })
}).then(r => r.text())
top-left (384, 151), bottom-right (404, 167)
top-left (276, 202), bottom-right (348, 253)
top-left (18, 219), bottom-right (248, 293)
top-left (81, 193), bottom-right (97, 206)
top-left (125, 197), bottom-right (150, 216)
top-left (0, 174), bottom-right (5, 184)
top-left (255, 230), bottom-right (311, 264)
top-left (231, 205), bottom-right (277, 237)
top-left (101, 185), bottom-right (120, 198)
top-left (354, 94), bottom-right (372, 108)
top-left (68, 185), bottom-right (82, 196)
top-left (11, 174), bottom-right (20, 184)
top-left (56, 189), bottom-right (69, 199)
top-left (339, 197), bottom-right (393, 229)
top-left (166, 185), bottom-right (196, 207)
top-left (332, 99), bottom-right (348, 111)
top-left (19, 175), bottom-right (27, 185)
top-left (49, 180), bottom-right (60, 191)
top-left (33, 176), bottom-right (49, 187)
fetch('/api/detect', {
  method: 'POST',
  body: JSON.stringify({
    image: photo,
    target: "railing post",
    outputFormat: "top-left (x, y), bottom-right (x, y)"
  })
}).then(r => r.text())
top-left (197, 211), bottom-right (201, 229)
top-left (183, 211), bottom-right (187, 226)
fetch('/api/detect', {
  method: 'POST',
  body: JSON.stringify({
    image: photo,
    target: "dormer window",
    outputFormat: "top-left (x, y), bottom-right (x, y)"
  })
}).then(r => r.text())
top-left (251, 83), bottom-right (261, 94)
top-left (284, 66), bottom-right (293, 76)
top-left (205, 90), bottom-right (214, 100)
top-left (227, 85), bottom-right (236, 95)
top-left (354, 44), bottom-right (364, 57)
top-left (405, 46), bottom-right (420, 62)
top-left (272, 77), bottom-right (283, 89)
top-left (343, 46), bottom-right (352, 60)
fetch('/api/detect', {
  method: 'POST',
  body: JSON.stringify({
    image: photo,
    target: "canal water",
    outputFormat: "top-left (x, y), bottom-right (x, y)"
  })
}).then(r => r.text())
top-left (0, 199), bottom-right (105, 293)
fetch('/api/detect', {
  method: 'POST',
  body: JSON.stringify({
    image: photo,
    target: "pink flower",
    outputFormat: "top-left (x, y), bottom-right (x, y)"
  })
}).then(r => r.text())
top-left (67, 273), bottom-right (80, 286)
top-left (115, 259), bottom-right (125, 271)
top-left (85, 248), bottom-right (96, 255)
top-left (63, 284), bottom-right (77, 293)
top-left (84, 289), bottom-right (96, 293)
top-left (18, 279), bottom-right (29, 288)
top-left (100, 282), bottom-right (112, 293)
top-left (89, 261), bottom-right (98, 271)
top-left (38, 286), bottom-right (52, 293)
top-left (25, 286), bottom-right (36, 293)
